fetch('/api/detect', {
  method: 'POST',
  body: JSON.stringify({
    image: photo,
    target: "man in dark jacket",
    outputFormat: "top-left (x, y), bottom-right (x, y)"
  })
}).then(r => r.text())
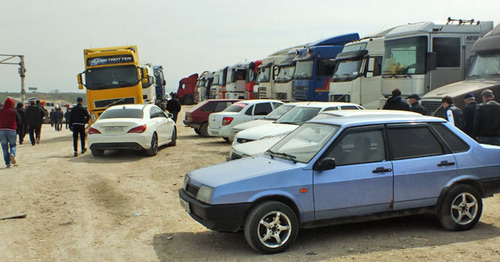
top-left (407, 94), bottom-right (427, 115)
top-left (15, 103), bottom-right (28, 144)
top-left (442, 96), bottom-right (466, 131)
top-left (54, 107), bottom-right (64, 131)
top-left (166, 94), bottom-right (181, 122)
top-left (473, 89), bottom-right (500, 145)
top-left (0, 98), bottom-right (21, 168)
top-left (462, 93), bottom-right (478, 139)
top-left (25, 100), bottom-right (45, 145)
top-left (69, 97), bottom-right (90, 157)
top-left (383, 89), bottom-right (410, 111)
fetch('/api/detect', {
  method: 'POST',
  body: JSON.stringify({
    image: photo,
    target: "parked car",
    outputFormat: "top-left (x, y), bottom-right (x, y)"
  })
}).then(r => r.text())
top-left (88, 104), bottom-right (176, 156)
top-left (229, 110), bottom-right (421, 160)
top-left (231, 102), bottom-right (299, 134)
top-left (179, 112), bottom-right (500, 254)
top-left (207, 99), bottom-right (283, 142)
top-left (232, 102), bottom-right (363, 146)
top-left (183, 99), bottom-right (240, 137)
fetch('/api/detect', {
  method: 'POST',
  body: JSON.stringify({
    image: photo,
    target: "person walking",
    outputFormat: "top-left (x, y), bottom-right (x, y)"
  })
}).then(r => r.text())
top-left (462, 93), bottom-right (478, 139)
top-left (54, 107), bottom-right (64, 131)
top-left (49, 109), bottom-right (55, 128)
top-left (473, 89), bottom-right (500, 146)
top-left (36, 100), bottom-right (47, 141)
top-left (441, 96), bottom-right (466, 131)
top-left (407, 94), bottom-right (427, 115)
top-left (69, 97), bottom-right (90, 157)
top-left (64, 110), bottom-right (70, 129)
top-left (25, 100), bottom-right (45, 145)
top-left (0, 98), bottom-right (21, 168)
top-left (166, 93), bottom-right (181, 122)
top-left (383, 89), bottom-right (410, 111)
top-left (15, 103), bottom-right (28, 144)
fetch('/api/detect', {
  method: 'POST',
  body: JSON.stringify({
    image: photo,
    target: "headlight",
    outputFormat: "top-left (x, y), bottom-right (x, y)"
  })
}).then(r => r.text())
top-left (196, 185), bottom-right (214, 204)
top-left (182, 174), bottom-right (190, 190)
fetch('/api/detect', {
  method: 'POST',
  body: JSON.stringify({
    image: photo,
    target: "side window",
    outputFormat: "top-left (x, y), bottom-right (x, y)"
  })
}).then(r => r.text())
top-left (431, 123), bottom-right (470, 153)
top-left (317, 59), bottom-right (336, 76)
top-left (213, 102), bottom-right (228, 112)
top-left (326, 129), bottom-right (385, 165)
top-left (245, 105), bottom-right (255, 115)
top-left (254, 103), bottom-right (272, 115)
top-left (433, 38), bottom-right (461, 67)
top-left (324, 107), bottom-right (338, 111)
top-left (388, 126), bottom-right (444, 159)
top-left (272, 102), bottom-right (283, 109)
top-left (150, 107), bottom-right (158, 118)
top-left (201, 102), bottom-right (216, 112)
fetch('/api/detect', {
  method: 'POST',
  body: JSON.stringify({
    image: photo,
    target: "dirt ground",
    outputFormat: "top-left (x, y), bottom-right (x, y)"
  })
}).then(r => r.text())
top-left (1, 105), bottom-right (499, 261)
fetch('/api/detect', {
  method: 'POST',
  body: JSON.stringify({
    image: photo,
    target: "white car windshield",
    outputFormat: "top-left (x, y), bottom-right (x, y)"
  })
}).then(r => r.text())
top-left (99, 108), bottom-right (143, 119)
top-left (266, 123), bottom-right (339, 163)
top-left (275, 107), bottom-right (321, 125)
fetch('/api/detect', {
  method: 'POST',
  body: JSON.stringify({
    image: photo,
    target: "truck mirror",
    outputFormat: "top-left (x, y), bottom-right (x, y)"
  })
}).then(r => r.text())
top-left (77, 73), bottom-right (84, 90)
top-left (426, 52), bottom-right (437, 72)
top-left (141, 68), bottom-right (148, 84)
top-left (367, 57), bottom-right (375, 72)
top-left (366, 72), bottom-right (374, 78)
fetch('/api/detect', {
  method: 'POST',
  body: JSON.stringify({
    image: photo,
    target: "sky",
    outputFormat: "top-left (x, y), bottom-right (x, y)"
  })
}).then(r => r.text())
top-left (1, 0), bottom-right (498, 95)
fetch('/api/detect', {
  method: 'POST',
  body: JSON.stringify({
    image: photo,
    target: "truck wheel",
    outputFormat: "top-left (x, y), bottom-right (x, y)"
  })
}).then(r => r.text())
top-left (145, 133), bottom-right (159, 156)
top-left (438, 184), bottom-right (482, 231)
top-left (244, 201), bottom-right (298, 254)
top-left (168, 127), bottom-right (177, 146)
top-left (199, 122), bottom-right (209, 137)
top-left (91, 149), bottom-right (104, 157)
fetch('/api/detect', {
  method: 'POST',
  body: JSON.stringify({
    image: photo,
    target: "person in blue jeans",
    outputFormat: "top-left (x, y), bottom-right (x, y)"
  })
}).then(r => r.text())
top-left (0, 98), bottom-right (21, 168)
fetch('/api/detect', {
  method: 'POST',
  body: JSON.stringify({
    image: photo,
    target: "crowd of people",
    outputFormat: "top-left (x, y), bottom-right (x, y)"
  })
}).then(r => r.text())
top-left (0, 90), bottom-right (498, 168)
top-left (383, 88), bottom-right (500, 146)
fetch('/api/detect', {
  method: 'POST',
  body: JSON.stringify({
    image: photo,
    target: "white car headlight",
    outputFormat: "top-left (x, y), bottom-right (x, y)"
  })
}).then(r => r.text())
top-left (197, 185), bottom-right (214, 204)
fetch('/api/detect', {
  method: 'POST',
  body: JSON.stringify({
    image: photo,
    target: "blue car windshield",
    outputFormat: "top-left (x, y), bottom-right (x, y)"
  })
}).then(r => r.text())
top-left (266, 123), bottom-right (340, 163)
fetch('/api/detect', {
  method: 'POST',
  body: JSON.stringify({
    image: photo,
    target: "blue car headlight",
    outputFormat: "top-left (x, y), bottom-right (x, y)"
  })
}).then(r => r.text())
top-left (197, 185), bottom-right (214, 204)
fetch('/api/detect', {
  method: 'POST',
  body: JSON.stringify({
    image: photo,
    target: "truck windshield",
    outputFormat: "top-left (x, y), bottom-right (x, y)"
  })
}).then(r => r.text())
top-left (266, 123), bottom-right (339, 163)
top-left (276, 65), bottom-right (295, 82)
top-left (294, 60), bottom-right (314, 80)
top-left (85, 65), bottom-right (139, 90)
top-left (212, 74), bottom-right (220, 85)
top-left (467, 52), bottom-right (500, 78)
top-left (256, 66), bottom-right (271, 83)
top-left (382, 36), bottom-right (427, 75)
top-left (275, 107), bottom-right (321, 125)
top-left (332, 58), bottom-right (363, 82)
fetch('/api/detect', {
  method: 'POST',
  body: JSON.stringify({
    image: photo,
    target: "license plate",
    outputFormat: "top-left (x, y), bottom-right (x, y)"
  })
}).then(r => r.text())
top-left (180, 199), bottom-right (190, 213)
top-left (105, 126), bottom-right (124, 133)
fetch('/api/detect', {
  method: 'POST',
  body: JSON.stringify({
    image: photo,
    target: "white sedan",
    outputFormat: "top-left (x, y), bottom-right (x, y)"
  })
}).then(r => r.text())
top-left (88, 104), bottom-right (176, 156)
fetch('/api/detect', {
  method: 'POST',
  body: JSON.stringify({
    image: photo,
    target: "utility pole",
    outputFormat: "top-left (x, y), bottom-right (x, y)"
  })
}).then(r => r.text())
top-left (0, 54), bottom-right (26, 104)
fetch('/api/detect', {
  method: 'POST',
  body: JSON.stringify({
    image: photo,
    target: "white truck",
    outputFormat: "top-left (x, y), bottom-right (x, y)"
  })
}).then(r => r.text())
top-left (381, 18), bottom-right (493, 107)
top-left (141, 63), bottom-right (157, 105)
top-left (329, 31), bottom-right (389, 109)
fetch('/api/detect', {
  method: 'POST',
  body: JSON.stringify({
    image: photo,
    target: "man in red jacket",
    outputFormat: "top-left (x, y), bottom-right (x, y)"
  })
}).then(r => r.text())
top-left (0, 98), bottom-right (21, 168)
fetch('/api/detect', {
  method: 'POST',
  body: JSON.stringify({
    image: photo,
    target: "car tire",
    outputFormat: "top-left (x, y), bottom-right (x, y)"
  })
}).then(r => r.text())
top-left (168, 127), bottom-right (177, 146)
top-left (194, 128), bottom-right (201, 135)
top-left (145, 133), bottom-right (159, 156)
top-left (199, 122), bottom-right (209, 137)
top-left (438, 184), bottom-right (482, 231)
top-left (91, 149), bottom-right (104, 157)
top-left (223, 137), bottom-right (230, 142)
top-left (244, 201), bottom-right (299, 254)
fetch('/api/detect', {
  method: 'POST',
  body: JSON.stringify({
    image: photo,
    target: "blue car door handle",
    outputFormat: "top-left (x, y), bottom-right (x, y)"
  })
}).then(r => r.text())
top-left (437, 160), bottom-right (455, 167)
top-left (372, 167), bottom-right (392, 173)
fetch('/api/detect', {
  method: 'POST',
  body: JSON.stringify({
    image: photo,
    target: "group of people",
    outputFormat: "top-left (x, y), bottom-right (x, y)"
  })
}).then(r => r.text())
top-left (49, 107), bottom-right (66, 131)
top-left (383, 88), bottom-right (500, 145)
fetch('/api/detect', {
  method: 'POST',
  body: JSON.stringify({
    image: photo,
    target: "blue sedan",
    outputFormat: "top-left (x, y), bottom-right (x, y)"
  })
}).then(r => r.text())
top-left (179, 113), bottom-right (500, 254)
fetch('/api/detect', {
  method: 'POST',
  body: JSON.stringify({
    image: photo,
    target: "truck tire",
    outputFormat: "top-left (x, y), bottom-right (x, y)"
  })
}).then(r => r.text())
top-left (244, 201), bottom-right (299, 254)
top-left (438, 184), bottom-right (482, 231)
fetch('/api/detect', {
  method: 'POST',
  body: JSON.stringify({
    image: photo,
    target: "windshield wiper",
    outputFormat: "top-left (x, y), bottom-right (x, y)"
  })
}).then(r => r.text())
top-left (267, 150), bottom-right (297, 163)
top-left (104, 97), bottom-right (126, 108)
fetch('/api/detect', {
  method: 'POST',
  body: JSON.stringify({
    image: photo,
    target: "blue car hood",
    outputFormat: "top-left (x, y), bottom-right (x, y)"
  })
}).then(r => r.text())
top-left (188, 155), bottom-right (302, 188)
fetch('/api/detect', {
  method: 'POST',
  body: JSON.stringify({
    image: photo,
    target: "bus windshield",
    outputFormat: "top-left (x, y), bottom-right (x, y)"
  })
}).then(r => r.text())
top-left (382, 36), bottom-right (427, 75)
top-left (86, 65), bottom-right (139, 90)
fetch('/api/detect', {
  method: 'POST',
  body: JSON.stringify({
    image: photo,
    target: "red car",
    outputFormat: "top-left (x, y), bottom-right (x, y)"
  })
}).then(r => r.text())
top-left (184, 99), bottom-right (240, 136)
